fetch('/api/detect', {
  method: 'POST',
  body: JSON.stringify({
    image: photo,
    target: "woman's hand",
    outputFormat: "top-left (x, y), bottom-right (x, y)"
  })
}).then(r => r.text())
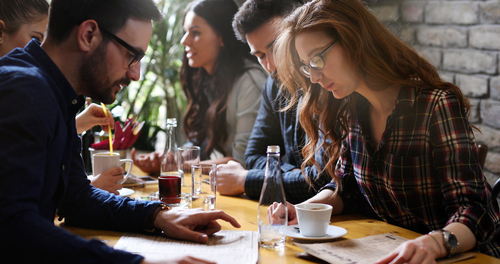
top-left (267, 202), bottom-right (297, 225)
top-left (374, 234), bottom-right (442, 264)
top-left (131, 148), bottom-right (162, 175)
top-left (90, 167), bottom-right (124, 194)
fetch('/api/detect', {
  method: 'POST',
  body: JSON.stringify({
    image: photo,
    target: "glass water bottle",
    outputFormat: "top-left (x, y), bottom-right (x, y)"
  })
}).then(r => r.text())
top-left (257, 145), bottom-right (287, 248)
top-left (160, 118), bottom-right (182, 182)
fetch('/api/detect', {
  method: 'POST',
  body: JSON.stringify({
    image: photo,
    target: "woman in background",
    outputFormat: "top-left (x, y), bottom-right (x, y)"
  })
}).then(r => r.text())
top-left (133, 0), bottom-right (266, 174)
top-left (0, 0), bottom-right (48, 56)
top-left (1, 0), bottom-right (122, 194)
top-left (270, 0), bottom-right (500, 261)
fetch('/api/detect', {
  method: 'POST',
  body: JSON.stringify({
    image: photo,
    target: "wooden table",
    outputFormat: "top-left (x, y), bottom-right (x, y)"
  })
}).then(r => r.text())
top-left (59, 173), bottom-right (499, 264)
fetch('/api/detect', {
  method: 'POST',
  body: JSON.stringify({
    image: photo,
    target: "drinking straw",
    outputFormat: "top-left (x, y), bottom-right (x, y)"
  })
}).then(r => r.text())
top-left (101, 103), bottom-right (113, 155)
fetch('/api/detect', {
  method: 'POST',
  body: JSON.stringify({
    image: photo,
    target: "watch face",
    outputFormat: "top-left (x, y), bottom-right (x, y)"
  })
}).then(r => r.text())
top-left (448, 233), bottom-right (458, 249)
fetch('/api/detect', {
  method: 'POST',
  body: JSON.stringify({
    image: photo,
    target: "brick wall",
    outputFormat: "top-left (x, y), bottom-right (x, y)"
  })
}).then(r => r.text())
top-left (366, 0), bottom-right (500, 190)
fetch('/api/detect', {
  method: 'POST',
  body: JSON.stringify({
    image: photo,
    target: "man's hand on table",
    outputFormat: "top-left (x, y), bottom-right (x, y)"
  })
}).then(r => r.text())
top-left (154, 208), bottom-right (241, 243)
top-left (216, 160), bottom-right (247, 195)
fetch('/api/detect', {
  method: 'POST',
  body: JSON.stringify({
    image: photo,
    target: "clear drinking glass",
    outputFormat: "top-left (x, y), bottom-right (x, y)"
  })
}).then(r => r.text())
top-left (191, 164), bottom-right (217, 210)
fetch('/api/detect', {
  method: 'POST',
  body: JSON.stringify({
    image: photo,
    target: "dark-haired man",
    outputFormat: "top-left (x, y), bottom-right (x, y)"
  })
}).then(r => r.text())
top-left (216, 0), bottom-right (331, 204)
top-left (0, 0), bottom-right (238, 263)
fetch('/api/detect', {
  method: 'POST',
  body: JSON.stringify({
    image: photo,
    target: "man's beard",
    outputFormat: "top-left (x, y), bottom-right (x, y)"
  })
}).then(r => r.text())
top-left (79, 42), bottom-right (130, 104)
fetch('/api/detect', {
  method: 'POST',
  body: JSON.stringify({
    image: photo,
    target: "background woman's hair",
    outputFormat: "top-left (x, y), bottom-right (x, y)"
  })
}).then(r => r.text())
top-left (0, 0), bottom-right (48, 34)
top-left (181, 0), bottom-right (255, 158)
top-left (274, 0), bottom-right (473, 192)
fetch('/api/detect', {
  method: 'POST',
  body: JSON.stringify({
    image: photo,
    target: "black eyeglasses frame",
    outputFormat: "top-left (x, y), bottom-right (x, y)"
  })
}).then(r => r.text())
top-left (99, 26), bottom-right (145, 68)
top-left (299, 40), bottom-right (337, 77)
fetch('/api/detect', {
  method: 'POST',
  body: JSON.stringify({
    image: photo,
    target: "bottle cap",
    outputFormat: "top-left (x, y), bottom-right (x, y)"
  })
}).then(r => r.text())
top-left (266, 145), bottom-right (280, 153)
top-left (166, 118), bottom-right (177, 126)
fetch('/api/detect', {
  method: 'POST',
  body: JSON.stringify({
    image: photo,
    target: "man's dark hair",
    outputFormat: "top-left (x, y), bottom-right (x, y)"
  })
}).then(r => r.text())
top-left (46, 0), bottom-right (163, 43)
top-left (232, 0), bottom-right (306, 42)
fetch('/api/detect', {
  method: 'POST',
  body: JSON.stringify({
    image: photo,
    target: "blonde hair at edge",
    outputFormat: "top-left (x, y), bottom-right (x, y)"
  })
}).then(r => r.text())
top-left (274, 0), bottom-right (473, 194)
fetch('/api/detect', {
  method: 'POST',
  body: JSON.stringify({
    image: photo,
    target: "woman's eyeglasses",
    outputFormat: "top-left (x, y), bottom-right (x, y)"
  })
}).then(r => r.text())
top-left (299, 40), bottom-right (337, 78)
top-left (99, 26), bottom-right (145, 68)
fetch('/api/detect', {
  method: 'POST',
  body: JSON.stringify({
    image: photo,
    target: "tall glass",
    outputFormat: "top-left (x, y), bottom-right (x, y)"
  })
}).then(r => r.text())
top-left (191, 164), bottom-right (217, 210)
top-left (179, 146), bottom-right (200, 207)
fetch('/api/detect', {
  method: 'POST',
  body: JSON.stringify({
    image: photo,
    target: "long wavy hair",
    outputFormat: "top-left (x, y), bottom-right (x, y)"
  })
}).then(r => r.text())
top-left (180, 0), bottom-right (254, 158)
top-left (274, 0), bottom-right (473, 193)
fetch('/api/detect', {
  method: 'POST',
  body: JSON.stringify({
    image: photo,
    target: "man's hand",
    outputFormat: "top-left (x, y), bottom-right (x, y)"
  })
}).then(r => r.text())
top-left (131, 148), bottom-right (162, 175)
top-left (216, 161), bottom-right (247, 196)
top-left (76, 103), bottom-right (114, 134)
top-left (89, 167), bottom-right (124, 195)
top-left (154, 209), bottom-right (241, 244)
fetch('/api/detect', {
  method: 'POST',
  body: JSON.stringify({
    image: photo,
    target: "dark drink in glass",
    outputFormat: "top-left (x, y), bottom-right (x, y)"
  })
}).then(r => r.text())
top-left (159, 175), bottom-right (181, 204)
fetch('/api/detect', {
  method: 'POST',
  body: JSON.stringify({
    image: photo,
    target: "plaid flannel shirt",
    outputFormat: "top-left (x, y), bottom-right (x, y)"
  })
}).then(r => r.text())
top-left (324, 86), bottom-right (500, 257)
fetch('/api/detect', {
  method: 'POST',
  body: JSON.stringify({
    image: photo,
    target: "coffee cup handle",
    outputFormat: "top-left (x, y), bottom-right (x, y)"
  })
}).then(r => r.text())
top-left (119, 159), bottom-right (134, 184)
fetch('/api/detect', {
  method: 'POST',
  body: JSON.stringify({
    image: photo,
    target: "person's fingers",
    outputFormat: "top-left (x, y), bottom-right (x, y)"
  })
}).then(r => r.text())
top-left (226, 160), bottom-right (238, 165)
top-left (213, 211), bottom-right (241, 228)
top-left (98, 116), bottom-right (114, 130)
top-left (198, 220), bottom-right (222, 235)
top-left (131, 148), bottom-right (138, 162)
top-left (105, 166), bottom-right (125, 176)
top-left (374, 249), bottom-right (399, 264)
top-left (197, 210), bottom-right (241, 228)
top-left (179, 256), bottom-right (216, 264)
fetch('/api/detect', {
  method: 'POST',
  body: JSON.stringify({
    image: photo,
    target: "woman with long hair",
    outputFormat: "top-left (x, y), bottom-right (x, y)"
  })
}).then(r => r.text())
top-left (0, 0), bottom-right (48, 56)
top-left (269, 0), bottom-right (500, 261)
top-left (133, 0), bottom-right (266, 174)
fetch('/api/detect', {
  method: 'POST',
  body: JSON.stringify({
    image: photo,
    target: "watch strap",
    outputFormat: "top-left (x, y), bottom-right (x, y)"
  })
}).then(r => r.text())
top-left (428, 229), bottom-right (459, 258)
top-left (145, 203), bottom-right (171, 233)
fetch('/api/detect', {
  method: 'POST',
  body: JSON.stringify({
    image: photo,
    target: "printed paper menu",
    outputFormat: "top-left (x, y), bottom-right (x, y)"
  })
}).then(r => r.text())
top-left (114, 230), bottom-right (258, 264)
top-left (294, 233), bottom-right (475, 264)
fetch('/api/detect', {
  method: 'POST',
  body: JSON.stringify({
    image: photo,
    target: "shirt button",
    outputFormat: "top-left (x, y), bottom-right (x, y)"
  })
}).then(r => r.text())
top-left (72, 99), bottom-right (78, 104)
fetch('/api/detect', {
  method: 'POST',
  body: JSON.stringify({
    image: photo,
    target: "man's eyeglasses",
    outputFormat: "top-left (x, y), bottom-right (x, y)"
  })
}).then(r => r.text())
top-left (299, 40), bottom-right (337, 78)
top-left (99, 27), bottom-right (145, 68)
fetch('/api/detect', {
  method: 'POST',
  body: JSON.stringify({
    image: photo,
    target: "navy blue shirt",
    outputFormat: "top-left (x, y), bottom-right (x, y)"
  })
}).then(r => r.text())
top-left (244, 77), bottom-right (331, 204)
top-left (0, 40), bottom-right (160, 263)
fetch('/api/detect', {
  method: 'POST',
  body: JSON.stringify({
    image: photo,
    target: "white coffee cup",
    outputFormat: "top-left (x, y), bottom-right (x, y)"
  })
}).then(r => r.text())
top-left (295, 203), bottom-right (333, 237)
top-left (92, 152), bottom-right (133, 184)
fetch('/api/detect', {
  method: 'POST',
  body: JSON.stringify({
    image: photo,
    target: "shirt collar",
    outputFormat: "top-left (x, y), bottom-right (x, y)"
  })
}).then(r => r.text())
top-left (395, 86), bottom-right (419, 108)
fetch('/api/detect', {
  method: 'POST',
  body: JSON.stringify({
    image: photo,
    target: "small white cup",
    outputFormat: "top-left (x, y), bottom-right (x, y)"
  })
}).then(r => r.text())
top-left (92, 152), bottom-right (133, 184)
top-left (295, 203), bottom-right (333, 237)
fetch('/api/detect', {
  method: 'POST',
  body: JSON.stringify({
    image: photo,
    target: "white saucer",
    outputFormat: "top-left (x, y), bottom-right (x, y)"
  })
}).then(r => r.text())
top-left (118, 188), bottom-right (135, 197)
top-left (284, 225), bottom-right (347, 241)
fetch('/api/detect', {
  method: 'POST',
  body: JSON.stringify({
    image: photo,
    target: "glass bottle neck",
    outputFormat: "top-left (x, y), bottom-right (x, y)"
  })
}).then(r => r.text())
top-left (265, 153), bottom-right (281, 177)
top-left (165, 124), bottom-right (178, 150)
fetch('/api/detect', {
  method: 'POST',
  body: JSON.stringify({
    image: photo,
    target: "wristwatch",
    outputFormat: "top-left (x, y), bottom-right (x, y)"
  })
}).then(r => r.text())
top-left (145, 203), bottom-right (171, 233)
top-left (429, 229), bottom-right (459, 258)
